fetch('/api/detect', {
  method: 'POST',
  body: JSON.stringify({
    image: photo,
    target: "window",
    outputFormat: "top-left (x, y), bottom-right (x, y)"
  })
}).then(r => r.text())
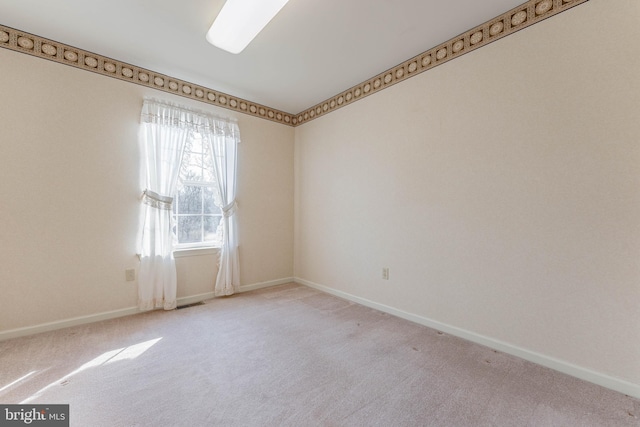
top-left (172, 132), bottom-right (222, 248)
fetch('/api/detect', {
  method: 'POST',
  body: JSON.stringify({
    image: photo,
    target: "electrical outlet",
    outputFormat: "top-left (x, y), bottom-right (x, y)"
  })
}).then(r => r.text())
top-left (125, 268), bottom-right (136, 282)
top-left (382, 267), bottom-right (389, 280)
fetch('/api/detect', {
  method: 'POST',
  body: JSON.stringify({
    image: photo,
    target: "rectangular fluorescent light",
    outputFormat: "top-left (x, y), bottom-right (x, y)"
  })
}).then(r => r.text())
top-left (206, 0), bottom-right (290, 54)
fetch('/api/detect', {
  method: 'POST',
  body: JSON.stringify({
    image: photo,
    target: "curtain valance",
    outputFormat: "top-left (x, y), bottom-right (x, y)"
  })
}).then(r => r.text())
top-left (141, 98), bottom-right (241, 140)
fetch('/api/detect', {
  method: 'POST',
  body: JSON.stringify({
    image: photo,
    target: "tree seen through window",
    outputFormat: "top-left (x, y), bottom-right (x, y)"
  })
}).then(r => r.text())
top-left (172, 132), bottom-right (222, 247)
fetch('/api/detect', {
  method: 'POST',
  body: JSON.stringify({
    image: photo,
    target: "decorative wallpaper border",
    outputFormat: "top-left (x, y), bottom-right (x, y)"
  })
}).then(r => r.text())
top-left (294, 0), bottom-right (588, 125)
top-left (0, 0), bottom-right (588, 127)
top-left (0, 24), bottom-right (294, 126)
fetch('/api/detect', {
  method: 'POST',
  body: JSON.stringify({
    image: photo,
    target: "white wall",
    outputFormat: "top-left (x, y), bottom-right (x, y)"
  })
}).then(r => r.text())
top-left (0, 47), bottom-right (294, 333)
top-left (295, 0), bottom-right (640, 390)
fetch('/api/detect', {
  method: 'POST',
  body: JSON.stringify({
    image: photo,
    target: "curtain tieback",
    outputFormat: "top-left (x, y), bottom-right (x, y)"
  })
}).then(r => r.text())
top-left (142, 189), bottom-right (173, 210)
top-left (222, 200), bottom-right (237, 218)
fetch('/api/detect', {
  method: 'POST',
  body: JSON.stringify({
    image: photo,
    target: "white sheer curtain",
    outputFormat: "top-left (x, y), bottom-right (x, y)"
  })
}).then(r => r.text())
top-left (139, 100), bottom-right (189, 310)
top-left (207, 125), bottom-right (240, 296)
top-left (138, 98), bottom-right (241, 310)
top-left (139, 99), bottom-right (200, 310)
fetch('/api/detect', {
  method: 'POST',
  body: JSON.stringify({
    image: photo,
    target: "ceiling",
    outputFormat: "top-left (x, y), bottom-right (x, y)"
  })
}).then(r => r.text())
top-left (0, 0), bottom-right (527, 114)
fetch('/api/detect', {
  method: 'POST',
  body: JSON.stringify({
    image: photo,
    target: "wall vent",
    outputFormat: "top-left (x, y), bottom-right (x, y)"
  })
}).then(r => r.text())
top-left (176, 301), bottom-right (205, 310)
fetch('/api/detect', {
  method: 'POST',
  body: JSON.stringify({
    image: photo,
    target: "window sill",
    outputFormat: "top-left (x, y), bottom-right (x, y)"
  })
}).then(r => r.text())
top-left (173, 246), bottom-right (220, 258)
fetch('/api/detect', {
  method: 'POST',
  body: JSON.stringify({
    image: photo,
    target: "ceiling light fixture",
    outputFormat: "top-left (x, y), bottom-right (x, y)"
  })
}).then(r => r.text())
top-left (206, 0), bottom-right (290, 54)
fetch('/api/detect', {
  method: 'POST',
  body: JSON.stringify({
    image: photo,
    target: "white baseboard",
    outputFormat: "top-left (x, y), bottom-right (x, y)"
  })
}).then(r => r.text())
top-left (239, 277), bottom-right (295, 293)
top-left (294, 277), bottom-right (640, 400)
top-left (0, 306), bottom-right (140, 342)
top-left (0, 277), bottom-right (293, 342)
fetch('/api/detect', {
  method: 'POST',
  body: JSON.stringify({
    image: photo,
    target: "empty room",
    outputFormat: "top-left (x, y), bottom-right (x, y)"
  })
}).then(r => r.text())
top-left (0, 0), bottom-right (639, 425)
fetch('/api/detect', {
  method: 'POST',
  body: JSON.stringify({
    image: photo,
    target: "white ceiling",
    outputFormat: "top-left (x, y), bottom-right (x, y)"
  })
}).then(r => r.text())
top-left (0, 0), bottom-right (527, 114)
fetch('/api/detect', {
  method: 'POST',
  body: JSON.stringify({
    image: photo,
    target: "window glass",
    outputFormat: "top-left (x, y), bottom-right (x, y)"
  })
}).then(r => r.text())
top-left (173, 133), bottom-right (222, 248)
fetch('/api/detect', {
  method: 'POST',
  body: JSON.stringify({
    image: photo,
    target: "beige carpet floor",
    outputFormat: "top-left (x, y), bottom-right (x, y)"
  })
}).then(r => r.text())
top-left (0, 283), bottom-right (638, 426)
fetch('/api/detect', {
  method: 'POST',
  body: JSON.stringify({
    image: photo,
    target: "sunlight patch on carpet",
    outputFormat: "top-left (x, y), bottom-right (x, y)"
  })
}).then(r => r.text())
top-left (0, 371), bottom-right (37, 394)
top-left (21, 338), bottom-right (162, 403)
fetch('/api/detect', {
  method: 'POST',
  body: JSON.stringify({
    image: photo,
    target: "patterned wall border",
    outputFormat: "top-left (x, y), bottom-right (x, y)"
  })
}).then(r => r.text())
top-left (0, 0), bottom-right (587, 127)
top-left (0, 24), bottom-right (295, 126)
top-left (294, 0), bottom-right (589, 125)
